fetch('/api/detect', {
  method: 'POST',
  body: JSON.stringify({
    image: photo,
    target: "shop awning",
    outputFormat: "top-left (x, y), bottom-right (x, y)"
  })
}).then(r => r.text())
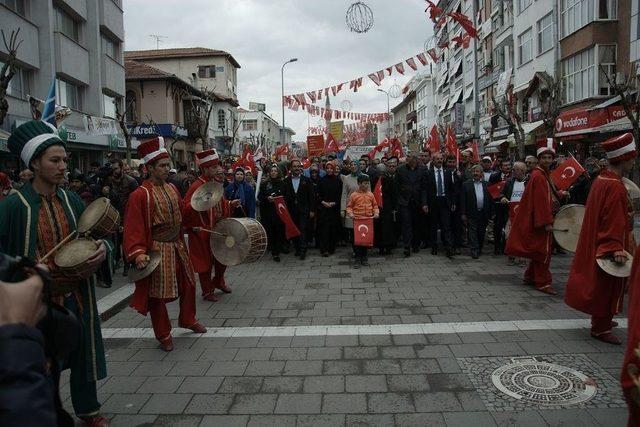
top-left (597, 116), bottom-right (633, 133)
top-left (0, 129), bottom-right (10, 152)
top-left (464, 86), bottom-right (473, 101)
top-left (485, 139), bottom-right (506, 153)
top-left (438, 97), bottom-right (450, 114)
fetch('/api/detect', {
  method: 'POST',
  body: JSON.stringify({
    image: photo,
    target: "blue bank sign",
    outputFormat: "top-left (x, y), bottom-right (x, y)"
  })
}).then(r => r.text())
top-left (128, 123), bottom-right (188, 138)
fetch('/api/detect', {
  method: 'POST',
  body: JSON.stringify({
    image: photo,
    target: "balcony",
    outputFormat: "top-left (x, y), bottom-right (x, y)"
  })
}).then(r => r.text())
top-left (99, 0), bottom-right (124, 41)
top-left (54, 32), bottom-right (90, 85)
top-left (101, 55), bottom-right (125, 96)
top-left (0, 5), bottom-right (39, 68)
top-left (58, 0), bottom-right (87, 20)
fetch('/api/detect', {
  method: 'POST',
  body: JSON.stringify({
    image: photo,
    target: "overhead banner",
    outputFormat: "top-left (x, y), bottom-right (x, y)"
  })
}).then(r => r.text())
top-left (330, 121), bottom-right (344, 141)
top-left (306, 135), bottom-right (325, 157)
top-left (83, 115), bottom-right (119, 136)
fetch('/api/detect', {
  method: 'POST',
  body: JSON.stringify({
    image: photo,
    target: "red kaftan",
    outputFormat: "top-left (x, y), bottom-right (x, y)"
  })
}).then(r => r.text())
top-left (565, 170), bottom-right (631, 317)
top-left (622, 247), bottom-right (640, 425)
top-left (505, 167), bottom-right (554, 263)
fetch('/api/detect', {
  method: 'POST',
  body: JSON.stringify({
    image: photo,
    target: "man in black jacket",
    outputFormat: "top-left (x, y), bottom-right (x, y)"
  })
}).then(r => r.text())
top-left (396, 154), bottom-right (428, 257)
top-left (461, 165), bottom-right (494, 259)
top-left (425, 152), bottom-right (456, 258)
top-left (283, 159), bottom-right (316, 260)
top-left (488, 160), bottom-right (512, 255)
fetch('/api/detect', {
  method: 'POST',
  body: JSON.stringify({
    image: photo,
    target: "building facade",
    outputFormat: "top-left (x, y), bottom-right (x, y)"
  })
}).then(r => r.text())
top-left (124, 47), bottom-right (242, 155)
top-left (0, 0), bottom-right (125, 171)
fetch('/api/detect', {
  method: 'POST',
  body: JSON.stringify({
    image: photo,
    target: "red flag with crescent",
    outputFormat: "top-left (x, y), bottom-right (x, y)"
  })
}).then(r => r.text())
top-left (550, 155), bottom-right (585, 190)
top-left (373, 179), bottom-right (383, 208)
top-left (354, 217), bottom-right (374, 247)
top-left (508, 202), bottom-right (520, 223)
top-left (273, 196), bottom-right (301, 239)
top-left (487, 180), bottom-right (506, 199)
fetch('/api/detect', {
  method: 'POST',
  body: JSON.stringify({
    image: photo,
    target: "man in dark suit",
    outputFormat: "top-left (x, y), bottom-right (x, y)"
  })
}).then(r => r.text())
top-left (425, 152), bottom-right (456, 258)
top-left (488, 160), bottom-right (512, 255)
top-left (461, 165), bottom-right (494, 259)
top-left (396, 153), bottom-right (428, 257)
top-left (283, 159), bottom-right (316, 260)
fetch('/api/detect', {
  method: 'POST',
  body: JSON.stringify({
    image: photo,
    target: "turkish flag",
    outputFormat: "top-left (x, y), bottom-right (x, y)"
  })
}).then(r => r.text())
top-left (487, 181), bottom-right (506, 199)
top-left (273, 196), bottom-right (301, 239)
top-left (326, 133), bottom-right (340, 153)
top-left (550, 155), bottom-right (586, 190)
top-left (354, 217), bottom-right (374, 247)
top-left (508, 202), bottom-right (520, 222)
top-left (469, 141), bottom-right (480, 163)
top-left (373, 179), bottom-right (383, 208)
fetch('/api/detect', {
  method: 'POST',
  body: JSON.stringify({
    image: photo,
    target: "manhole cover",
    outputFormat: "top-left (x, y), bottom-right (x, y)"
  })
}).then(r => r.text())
top-left (491, 357), bottom-right (596, 406)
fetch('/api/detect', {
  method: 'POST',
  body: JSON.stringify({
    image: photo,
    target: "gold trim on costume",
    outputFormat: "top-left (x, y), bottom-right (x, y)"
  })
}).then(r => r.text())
top-left (16, 191), bottom-right (31, 258)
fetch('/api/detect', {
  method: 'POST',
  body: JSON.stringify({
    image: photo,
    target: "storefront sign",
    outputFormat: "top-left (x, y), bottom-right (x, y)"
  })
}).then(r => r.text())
top-left (83, 115), bottom-right (119, 136)
top-left (128, 123), bottom-right (188, 138)
top-left (306, 135), bottom-right (325, 157)
top-left (345, 145), bottom-right (377, 160)
top-left (555, 105), bottom-right (627, 137)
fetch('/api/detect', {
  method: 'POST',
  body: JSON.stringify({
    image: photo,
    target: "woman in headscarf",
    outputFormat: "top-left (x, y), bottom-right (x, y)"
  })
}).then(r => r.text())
top-left (258, 165), bottom-right (286, 261)
top-left (340, 160), bottom-right (361, 247)
top-left (224, 167), bottom-right (256, 218)
top-left (316, 161), bottom-right (343, 256)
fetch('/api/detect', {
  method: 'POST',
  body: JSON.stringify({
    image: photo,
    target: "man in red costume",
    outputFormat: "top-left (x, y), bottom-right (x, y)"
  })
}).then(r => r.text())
top-left (124, 137), bottom-right (207, 351)
top-left (623, 246), bottom-right (640, 425)
top-left (565, 133), bottom-right (636, 345)
top-left (505, 144), bottom-right (559, 295)
top-left (183, 149), bottom-right (237, 302)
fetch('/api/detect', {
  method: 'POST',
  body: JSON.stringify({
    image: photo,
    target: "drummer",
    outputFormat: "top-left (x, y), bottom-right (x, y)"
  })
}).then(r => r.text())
top-left (505, 143), bottom-right (561, 295)
top-left (0, 120), bottom-right (109, 426)
top-left (183, 149), bottom-right (239, 302)
top-left (565, 133), bottom-right (637, 345)
top-left (123, 137), bottom-right (207, 352)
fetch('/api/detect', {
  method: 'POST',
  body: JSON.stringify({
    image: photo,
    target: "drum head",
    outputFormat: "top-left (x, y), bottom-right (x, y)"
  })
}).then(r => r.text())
top-left (553, 204), bottom-right (585, 253)
top-left (597, 250), bottom-right (633, 278)
top-left (192, 181), bottom-right (224, 212)
top-left (211, 218), bottom-right (265, 266)
top-left (77, 197), bottom-right (110, 234)
top-left (54, 238), bottom-right (97, 267)
top-left (622, 177), bottom-right (640, 200)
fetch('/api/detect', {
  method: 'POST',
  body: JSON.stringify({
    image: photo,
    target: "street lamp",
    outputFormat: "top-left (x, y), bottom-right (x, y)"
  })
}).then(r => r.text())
top-left (377, 88), bottom-right (391, 137)
top-left (281, 58), bottom-right (298, 145)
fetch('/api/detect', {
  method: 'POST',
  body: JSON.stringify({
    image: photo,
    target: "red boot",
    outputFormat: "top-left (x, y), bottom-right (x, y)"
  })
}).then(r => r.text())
top-left (591, 331), bottom-right (621, 345)
top-left (217, 284), bottom-right (232, 294)
top-left (159, 336), bottom-right (173, 352)
top-left (204, 293), bottom-right (220, 302)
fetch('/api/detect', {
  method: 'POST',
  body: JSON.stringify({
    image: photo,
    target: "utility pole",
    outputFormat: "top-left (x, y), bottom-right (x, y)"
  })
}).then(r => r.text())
top-left (472, 0), bottom-right (481, 145)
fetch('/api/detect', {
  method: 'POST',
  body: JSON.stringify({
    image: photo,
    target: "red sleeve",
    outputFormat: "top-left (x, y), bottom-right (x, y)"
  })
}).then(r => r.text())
top-left (595, 185), bottom-right (628, 257)
top-left (531, 173), bottom-right (554, 229)
top-left (182, 181), bottom-right (202, 228)
top-left (123, 188), bottom-right (149, 262)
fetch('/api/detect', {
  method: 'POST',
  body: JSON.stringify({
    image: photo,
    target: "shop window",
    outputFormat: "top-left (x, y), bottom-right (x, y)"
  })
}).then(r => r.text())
top-left (518, 28), bottom-right (532, 66)
top-left (125, 90), bottom-right (137, 122)
top-left (56, 78), bottom-right (81, 110)
top-left (218, 109), bottom-right (226, 130)
top-left (55, 7), bottom-right (81, 43)
top-left (537, 13), bottom-right (553, 54)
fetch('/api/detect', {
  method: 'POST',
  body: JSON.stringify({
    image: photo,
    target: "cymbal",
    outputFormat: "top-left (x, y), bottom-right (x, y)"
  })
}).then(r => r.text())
top-left (622, 177), bottom-right (640, 200)
top-left (191, 181), bottom-right (224, 212)
top-left (553, 204), bottom-right (585, 253)
top-left (129, 251), bottom-right (161, 282)
top-left (597, 250), bottom-right (633, 278)
top-left (210, 218), bottom-right (267, 266)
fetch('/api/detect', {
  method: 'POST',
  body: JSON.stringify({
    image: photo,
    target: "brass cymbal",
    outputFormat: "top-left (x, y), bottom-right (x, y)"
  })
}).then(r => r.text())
top-left (191, 181), bottom-right (224, 212)
top-left (129, 251), bottom-right (161, 282)
top-left (552, 204), bottom-right (584, 253)
top-left (622, 177), bottom-right (640, 200)
top-left (597, 250), bottom-right (633, 278)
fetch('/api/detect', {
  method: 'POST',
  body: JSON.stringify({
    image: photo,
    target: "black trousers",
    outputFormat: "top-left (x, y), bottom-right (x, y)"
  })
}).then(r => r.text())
top-left (493, 205), bottom-right (508, 253)
top-left (317, 208), bottom-right (341, 254)
top-left (292, 213), bottom-right (308, 254)
top-left (354, 245), bottom-right (368, 259)
top-left (430, 197), bottom-right (453, 251)
top-left (468, 215), bottom-right (488, 253)
top-left (400, 202), bottom-right (423, 249)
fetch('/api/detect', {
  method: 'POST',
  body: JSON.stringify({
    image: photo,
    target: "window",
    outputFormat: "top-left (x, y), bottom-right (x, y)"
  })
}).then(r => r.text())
top-left (517, 0), bottom-right (532, 14)
top-left (562, 47), bottom-right (596, 103)
top-left (198, 65), bottom-right (216, 79)
top-left (1, 0), bottom-right (25, 16)
top-left (518, 28), bottom-right (533, 65)
top-left (217, 109), bottom-right (226, 130)
top-left (101, 34), bottom-right (119, 60)
top-left (103, 93), bottom-right (118, 118)
top-left (0, 62), bottom-right (30, 99)
top-left (125, 90), bottom-right (137, 122)
top-left (56, 78), bottom-right (81, 110)
top-left (242, 120), bottom-right (257, 131)
top-left (56, 8), bottom-right (80, 42)
top-left (598, 45), bottom-right (616, 95)
top-left (537, 13), bottom-right (553, 54)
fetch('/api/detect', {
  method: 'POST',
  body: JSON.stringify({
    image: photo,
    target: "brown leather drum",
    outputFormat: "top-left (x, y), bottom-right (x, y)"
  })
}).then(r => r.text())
top-left (210, 218), bottom-right (268, 266)
top-left (53, 238), bottom-right (98, 294)
top-left (77, 197), bottom-right (120, 239)
top-left (553, 204), bottom-right (585, 253)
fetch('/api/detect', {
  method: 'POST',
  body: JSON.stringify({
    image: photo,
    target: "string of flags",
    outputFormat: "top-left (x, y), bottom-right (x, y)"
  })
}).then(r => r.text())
top-left (283, 98), bottom-right (390, 123)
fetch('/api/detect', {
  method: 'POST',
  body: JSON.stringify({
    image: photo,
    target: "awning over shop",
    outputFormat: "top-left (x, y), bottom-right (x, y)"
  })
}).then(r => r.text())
top-left (597, 116), bottom-right (633, 133)
top-left (485, 139), bottom-right (506, 153)
top-left (0, 129), bottom-right (10, 152)
top-left (438, 97), bottom-right (450, 114)
top-left (555, 103), bottom-right (628, 137)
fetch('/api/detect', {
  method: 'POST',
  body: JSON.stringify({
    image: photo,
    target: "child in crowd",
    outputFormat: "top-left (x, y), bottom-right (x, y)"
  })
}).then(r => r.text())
top-left (346, 174), bottom-right (379, 268)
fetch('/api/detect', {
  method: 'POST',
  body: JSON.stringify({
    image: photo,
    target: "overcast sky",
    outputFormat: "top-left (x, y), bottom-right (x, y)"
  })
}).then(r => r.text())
top-left (123, 0), bottom-right (433, 141)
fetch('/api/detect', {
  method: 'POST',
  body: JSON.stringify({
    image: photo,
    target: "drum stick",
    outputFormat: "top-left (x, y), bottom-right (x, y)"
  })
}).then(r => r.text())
top-left (198, 227), bottom-right (227, 237)
top-left (39, 231), bottom-right (77, 263)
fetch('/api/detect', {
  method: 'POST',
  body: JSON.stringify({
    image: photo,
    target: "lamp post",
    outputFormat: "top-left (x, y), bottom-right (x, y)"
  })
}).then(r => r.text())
top-left (377, 88), bottom-right (391, 137)
top-left (281, 58), bottom-right (298, 146)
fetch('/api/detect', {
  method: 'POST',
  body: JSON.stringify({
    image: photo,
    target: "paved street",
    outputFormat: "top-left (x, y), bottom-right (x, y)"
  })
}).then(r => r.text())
top-left (65, 248), bottom-right (629, 426)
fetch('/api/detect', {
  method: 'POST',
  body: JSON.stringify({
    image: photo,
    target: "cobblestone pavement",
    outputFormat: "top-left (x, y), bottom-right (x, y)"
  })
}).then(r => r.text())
top-left (63, 247), bottom-right (630, 426)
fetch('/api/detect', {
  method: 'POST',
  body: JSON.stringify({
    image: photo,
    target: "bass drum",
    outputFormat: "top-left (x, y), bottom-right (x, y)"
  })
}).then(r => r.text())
top-left (210, 218), bottom-right (268, 266)
top-left (552, 204), bottom-right (585, 253)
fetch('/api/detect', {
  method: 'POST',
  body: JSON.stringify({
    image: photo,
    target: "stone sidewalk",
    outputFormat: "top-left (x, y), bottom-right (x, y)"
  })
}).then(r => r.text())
top-left (63, 247), bottom-right (630, 426)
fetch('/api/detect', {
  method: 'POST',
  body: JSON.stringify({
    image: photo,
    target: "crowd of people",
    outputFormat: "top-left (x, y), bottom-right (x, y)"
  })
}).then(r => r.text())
top-left (0, 119), bottom-right (639, 426)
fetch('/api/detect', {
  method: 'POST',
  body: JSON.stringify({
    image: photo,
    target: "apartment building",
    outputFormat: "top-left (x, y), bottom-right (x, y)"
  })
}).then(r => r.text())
top-left (416, 74), bottom-right (437, 140)
top-left (0, 0), bottom-right (125, 170)
top-left (124, 47), bottom-right (242, 155)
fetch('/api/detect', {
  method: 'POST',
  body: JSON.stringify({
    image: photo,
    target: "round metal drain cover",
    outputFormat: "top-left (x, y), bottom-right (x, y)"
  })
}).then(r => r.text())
top-left (491, 358), bottom-right (597, 406)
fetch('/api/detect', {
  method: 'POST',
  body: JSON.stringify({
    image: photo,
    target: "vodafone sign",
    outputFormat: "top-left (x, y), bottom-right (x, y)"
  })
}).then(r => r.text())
top-left (554, 105), bottom-right (627, 137)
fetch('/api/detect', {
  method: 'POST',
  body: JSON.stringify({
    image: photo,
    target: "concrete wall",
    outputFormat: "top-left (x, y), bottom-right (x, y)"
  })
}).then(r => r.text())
top-left (631, 0), bottom-right (640, 63)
